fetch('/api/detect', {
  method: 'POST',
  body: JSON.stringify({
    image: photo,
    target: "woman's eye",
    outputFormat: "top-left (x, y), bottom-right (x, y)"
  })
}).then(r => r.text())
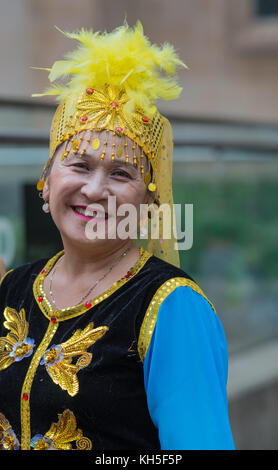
top-left (112, 170), bottom-right (132, 179)
top-left (71, 163), bottom-right (89, 170)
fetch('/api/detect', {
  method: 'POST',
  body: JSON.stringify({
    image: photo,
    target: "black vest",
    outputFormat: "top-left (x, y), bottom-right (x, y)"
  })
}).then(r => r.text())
top-left (0, 253), bottom-right (194, 450)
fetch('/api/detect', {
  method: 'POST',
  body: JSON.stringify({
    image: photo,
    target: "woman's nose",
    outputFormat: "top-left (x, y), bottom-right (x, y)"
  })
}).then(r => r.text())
top-left (80, 170), bottom-right (108, 201)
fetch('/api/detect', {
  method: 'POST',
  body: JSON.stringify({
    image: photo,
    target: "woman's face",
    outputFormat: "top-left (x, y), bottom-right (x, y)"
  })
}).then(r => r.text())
top-left (43, 130), bottom-right (149, 249)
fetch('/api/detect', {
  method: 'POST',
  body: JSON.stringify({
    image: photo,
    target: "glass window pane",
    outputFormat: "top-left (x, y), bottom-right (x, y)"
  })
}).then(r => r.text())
top-left (255, 0), bottom-right (278, 17)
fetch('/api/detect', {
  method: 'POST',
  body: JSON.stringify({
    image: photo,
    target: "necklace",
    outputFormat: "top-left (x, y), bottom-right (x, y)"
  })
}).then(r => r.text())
top-left (48, 246), bottom-right (131, 309)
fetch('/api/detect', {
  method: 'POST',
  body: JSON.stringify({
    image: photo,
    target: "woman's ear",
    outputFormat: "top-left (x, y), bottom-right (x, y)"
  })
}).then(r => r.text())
top-left (42, 177), bottom-right (50, 202)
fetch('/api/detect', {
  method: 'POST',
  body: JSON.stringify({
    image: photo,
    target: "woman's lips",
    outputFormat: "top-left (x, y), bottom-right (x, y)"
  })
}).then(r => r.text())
top-left (71, 206), bottom-right (108, 222)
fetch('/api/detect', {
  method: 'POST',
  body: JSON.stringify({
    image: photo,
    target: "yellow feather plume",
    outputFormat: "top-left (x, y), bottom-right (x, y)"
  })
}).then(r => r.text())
top-left (33, 21), bottom-right (187, 116)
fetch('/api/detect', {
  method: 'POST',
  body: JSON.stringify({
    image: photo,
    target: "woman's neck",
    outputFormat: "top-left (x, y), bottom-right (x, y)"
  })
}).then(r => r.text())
top-left (59, 239), bottom-right (139, 281)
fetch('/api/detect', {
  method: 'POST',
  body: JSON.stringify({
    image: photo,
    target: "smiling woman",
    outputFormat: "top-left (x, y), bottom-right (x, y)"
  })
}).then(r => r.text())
top-left (42, 130), bottom-right (150, 262)
top-left (0, 22), bottom-right (235, 451)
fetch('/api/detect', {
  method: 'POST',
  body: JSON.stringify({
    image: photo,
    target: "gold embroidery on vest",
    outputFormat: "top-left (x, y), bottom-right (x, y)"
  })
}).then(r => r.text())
top-left (0, 413), bottom-right (20, 450)
top-left (31, 409), bottom-right (92, 450)
top-left (0, 410), bottom-right (92, 450)
top-left (0, 307), bottom-right (35, 371)
top-left (40, 322), bottom-right (108, 396)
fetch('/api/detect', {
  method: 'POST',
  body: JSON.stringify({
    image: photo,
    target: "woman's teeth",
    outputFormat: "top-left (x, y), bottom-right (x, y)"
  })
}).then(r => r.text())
top-left (74, 207), bottom-right (107, 218)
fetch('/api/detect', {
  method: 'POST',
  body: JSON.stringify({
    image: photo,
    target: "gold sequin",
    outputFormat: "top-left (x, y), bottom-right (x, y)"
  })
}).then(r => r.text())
top-left (144, 172), bottom-right (151, 185)
top-left (116, 145), bottom-right (123, 157)
top-left (72, 139), bottom-right (80, 153)
top-left (148, 182), bottom-right (156, 192)
top-left (92, 138), bottom-right (100, 150)
top-left (36, 180), bottom-right (44, 191)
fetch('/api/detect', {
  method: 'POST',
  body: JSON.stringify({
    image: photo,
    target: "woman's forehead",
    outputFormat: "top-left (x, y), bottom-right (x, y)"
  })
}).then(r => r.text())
top-left (55, 129), bottom-right (149, 171)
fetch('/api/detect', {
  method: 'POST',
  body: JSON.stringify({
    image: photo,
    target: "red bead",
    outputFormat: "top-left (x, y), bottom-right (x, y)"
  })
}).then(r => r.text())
top-left (38, 296), bottom-right (43, 303)
top-left (142, 116), bottom-right (149, 123)
top-left (111, 102), bottom-right (119, 108)
top-left (41, 269), bottom-right (46, 274)
top-left (116, 126), bottom-right (124, 132)
top-left (50, 316), bottom-right (57, 324)
top-left (22, 393), bottom-right (28, 401)
top-left (81, 116), bottom-right (88, 122)
top-left (86, 88), bottom-right (94, 95)
top-left (125, 272), bottom-right (132, 279)
top-left (85, 302), bottom-right (92, 309)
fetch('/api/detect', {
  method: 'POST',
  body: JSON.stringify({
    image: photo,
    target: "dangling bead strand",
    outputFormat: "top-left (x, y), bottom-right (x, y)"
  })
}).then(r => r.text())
top-left (111, 132), bottom-right (116, 161)
top-left (100, 130), bottom-right (110, 160)
top-left (124, 134), bottom-right (129, 164)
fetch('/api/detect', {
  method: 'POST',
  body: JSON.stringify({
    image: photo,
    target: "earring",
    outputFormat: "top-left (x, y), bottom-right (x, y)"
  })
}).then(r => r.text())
top-left (42, 202), bottom-right (50, 213)
top-left (139, 215), bottom-right (148, 238)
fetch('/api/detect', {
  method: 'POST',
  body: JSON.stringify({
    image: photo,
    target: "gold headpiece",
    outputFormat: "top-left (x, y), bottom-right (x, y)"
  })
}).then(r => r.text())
top-left (34, 22), bottom-right (186, 188)
top-left (34, 22), bottom-right (187, 266)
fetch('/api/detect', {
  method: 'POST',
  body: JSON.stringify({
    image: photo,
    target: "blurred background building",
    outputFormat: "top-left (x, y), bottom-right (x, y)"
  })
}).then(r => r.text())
top-left (0, 0), bottom-right (278, 449)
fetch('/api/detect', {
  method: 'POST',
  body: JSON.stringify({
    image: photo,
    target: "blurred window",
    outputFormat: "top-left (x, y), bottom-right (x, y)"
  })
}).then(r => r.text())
top-left (255, 0), bottom-right (278, 17)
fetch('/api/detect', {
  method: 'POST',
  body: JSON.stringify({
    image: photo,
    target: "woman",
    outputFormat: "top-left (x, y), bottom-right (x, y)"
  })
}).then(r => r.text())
top-left (0, 22), bottom-right (235, 450)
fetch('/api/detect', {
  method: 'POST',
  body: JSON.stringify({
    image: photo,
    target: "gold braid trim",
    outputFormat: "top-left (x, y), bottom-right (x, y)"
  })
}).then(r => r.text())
top-left (20, 321), bottom-right (59, 450)
top-left (138, 277), bottom-right (216, 362)
top-left (33, 247), bottom-right (151, 322)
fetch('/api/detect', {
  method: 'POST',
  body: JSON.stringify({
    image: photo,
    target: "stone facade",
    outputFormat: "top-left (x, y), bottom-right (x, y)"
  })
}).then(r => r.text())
top-left (1, 0), bottom-right (278, 123)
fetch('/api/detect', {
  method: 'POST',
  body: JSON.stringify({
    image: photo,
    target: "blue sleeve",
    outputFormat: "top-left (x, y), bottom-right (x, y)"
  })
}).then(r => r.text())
top-left (143, 286), bottom-right (235, 450)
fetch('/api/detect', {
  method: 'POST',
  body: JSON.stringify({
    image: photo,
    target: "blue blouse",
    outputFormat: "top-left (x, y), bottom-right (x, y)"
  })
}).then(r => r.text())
top-left (143, 286), bottom-right (235, 450)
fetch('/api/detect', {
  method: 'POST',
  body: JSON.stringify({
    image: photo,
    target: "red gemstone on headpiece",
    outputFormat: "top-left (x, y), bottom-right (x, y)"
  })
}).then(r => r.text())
top-left (112, 102), bottom-right (119, 108)
top-left (81, 116), bottom-right (88, 122)
top-left (142, 116), bottom-right (149, 123)
top-left (125, 272), bottom-right (132, 279)
top-left (85, 302), bottom-right (92, 309)
top-left (86, 88), bottom-right (94, 95)
top-left (41, 269), bottom-right (46, 274)
top-left (38, 296), bottom-right (43, 303)
top-left (22, 393), bottom-right (29, 401)
top-left (50, 316), bottom-right (57, 324)
top-left (116, 126), bottom-right (124, 132)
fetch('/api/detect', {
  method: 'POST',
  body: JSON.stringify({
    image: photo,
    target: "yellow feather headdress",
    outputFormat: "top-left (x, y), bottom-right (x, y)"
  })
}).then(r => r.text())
top-left (34, 21), bottom-right (187, 117)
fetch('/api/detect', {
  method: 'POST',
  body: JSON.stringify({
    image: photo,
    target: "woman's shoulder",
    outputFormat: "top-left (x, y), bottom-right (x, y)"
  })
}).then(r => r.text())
top-left (145, 254), bottom-right (215, 313)
top-left (138, 257), bottom-right (218, 363)
top-left (146, 254), bottom-right (194, 280)
top-left (0, 257), bottom-right (51, 290)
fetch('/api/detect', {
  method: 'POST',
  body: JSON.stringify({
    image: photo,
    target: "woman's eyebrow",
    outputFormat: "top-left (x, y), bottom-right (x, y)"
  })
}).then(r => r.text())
top-left (78, 153), bottom-right (139, 170)
top-left (109, 159), bottom-right (137, 170)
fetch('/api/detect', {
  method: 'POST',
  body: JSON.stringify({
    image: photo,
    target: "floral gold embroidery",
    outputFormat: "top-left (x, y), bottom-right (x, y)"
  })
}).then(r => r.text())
top-left (30, 409), bottom-right (92, 450)
top-left (0, 413), bottom-right (20, 450)
top-left (40, 322), bottom-right (108, 396)
top-left (0, 307), bottom-right (35, 371)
